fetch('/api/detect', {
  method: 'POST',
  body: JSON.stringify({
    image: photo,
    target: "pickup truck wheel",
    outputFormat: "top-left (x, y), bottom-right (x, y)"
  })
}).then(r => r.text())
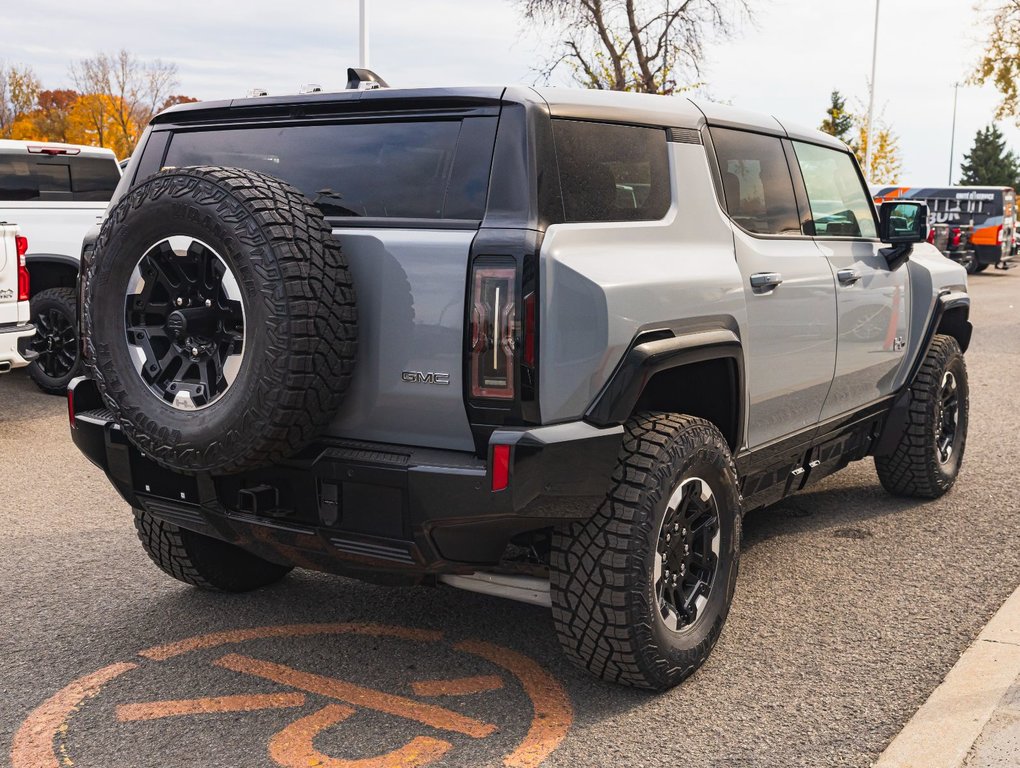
top-left (27, 287), bottom-right (82, 394)
top-left (84, 166), bottom-right (357, 474)
top-left (133, 508), bottom-right (292, 591)
top-left (875, 334), bottom-right (968, 498)
top-left (550, 413), bottom-right (741, 690)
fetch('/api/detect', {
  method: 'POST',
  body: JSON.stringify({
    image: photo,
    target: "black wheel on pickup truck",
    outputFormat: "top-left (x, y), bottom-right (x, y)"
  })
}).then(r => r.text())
top-left (133, 508), bottom-right (292, 591)
top-left (550, 413), bottom-right (741, 690)
top-left (84, 166), bottom-right (357, 474)
top-left (875, 334), bottom-right (968, 498)
top-left (27, 287), bottom-right (82, 394)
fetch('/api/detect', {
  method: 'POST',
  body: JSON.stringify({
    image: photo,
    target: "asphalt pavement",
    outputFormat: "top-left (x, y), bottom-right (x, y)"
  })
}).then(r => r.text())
top-left (2, 270), bottom-right (1020, 768)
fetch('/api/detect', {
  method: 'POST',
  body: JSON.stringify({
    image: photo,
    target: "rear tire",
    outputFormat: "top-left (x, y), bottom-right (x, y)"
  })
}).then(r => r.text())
top-left (28, 287), bottom-right (82, 395)
top-left (875, 334), bottom-right (968, 498)
top-left (133, 508), bottom-right (292, 592)
top-left (550, 413), bottom-right (741, 690)
top-left (974, 264), bottom-right (989, 273)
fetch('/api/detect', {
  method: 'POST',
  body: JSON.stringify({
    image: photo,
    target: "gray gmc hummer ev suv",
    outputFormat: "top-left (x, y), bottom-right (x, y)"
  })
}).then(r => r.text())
top-left (69, 79), bottom-right (971, 690)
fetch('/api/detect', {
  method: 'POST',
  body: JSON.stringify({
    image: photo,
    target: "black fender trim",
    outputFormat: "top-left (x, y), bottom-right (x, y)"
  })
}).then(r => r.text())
top-left (24, 253), bottom-right (81, 270)
top-left (873, 290), bottom-right (971, 457)
top-left (584, 327), bottom-right (744, 431)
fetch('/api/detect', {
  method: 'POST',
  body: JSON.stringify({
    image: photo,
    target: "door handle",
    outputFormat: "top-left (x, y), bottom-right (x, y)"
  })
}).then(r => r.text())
top-left (837, 269), bottom-right (862, 285)
top-left (749, 272), bottom-right (783, 292)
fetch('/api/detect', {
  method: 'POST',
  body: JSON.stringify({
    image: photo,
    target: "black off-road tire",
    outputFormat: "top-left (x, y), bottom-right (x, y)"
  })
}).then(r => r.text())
top-left (28, 287), bottom-right (83, 394)
top-left (84, 166), bottom-right (356, 474)
top-left (974, 264), bottom-right (989, 273)
top-left (875, 334), bottom-right (968, 498)
top-left (550, 413), bottom-right (742, 690)
top-left (133, 508), bottom-right (292, 592)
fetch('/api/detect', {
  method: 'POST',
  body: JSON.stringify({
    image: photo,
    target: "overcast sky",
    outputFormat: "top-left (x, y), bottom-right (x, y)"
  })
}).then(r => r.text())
top-left (11, 0), bottom-right (1016, 183)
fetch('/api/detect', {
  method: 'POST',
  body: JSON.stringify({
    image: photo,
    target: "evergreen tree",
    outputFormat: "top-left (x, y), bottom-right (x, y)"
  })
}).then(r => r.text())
top-left (820, 90), bottom-right (854, 144)
top-left (959, 124), bottom-right (1020, 187)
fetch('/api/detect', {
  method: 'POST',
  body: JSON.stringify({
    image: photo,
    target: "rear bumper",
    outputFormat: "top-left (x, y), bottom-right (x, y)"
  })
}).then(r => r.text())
top-left (68, 377), bottom-right (622, 578)
top-left (0, 323), bottom-right (37, 370)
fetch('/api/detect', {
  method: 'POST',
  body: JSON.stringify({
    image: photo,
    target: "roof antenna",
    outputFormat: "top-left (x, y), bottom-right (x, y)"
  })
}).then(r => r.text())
top-left (346, 68), bottom-right (389, 91)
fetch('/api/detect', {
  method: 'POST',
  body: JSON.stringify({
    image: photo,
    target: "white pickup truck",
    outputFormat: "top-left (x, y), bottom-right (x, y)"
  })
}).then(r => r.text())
top-left (0, 139), bottom-right (121, 392)
top-left (0, 223), bottom-right (34, 374)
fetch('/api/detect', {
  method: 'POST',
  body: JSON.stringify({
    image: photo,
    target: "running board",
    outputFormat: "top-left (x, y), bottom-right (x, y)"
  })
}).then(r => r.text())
top-left (438, 572), bottom-right (551, 608)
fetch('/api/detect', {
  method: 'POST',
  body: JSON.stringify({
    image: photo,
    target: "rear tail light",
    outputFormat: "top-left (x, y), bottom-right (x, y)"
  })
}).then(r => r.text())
top-left (67, 387), bottom-right (76, 429)
top-left (950, 228), bottom-right (962, 248)
top-left (469, 263), bottom-right (517, 400)
top-left (927, 228), bottom-right (936, 245)
top-left (15, 236), bottom-right (29, 301)
top-left (996, 225), bottom-right (1004, 244)
top-left (522, 291), bottom-right (536, 369)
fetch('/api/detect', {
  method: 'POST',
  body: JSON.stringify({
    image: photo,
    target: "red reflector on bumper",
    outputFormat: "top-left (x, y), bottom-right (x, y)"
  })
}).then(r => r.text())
top-left (491, 444), bottom-right (510, 492)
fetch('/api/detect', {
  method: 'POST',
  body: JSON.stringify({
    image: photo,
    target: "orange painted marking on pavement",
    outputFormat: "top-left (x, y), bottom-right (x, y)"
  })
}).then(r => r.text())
top-left (268, 703), bottom-right (452, 768)
top-left (10, 662), bottom-right (138, 768)
top-left (139, 623), bottom-right (444, 661)
top-left (411, 675), bottom-right (504, 697)
top-left (456, 640), bottom-right (572, 768)
top-left (116, 692), bottom-right (307, 721)
top-left (215, 653), bottom-right (497, 739)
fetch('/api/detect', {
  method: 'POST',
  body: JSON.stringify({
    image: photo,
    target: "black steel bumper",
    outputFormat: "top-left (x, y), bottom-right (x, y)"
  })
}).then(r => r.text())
top-left (69, 377), bottom-right (622, 579)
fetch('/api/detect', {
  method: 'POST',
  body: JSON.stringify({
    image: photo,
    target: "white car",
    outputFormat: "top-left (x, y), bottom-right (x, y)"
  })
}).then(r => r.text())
top-left (0, 222), bottom-right (34, 373)
top-left (0, 139), bottom-right (121, 392)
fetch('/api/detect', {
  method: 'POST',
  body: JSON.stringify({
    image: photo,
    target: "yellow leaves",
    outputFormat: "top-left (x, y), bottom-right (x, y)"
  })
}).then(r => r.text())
top-left (855, 122), bottom-right (902, 185)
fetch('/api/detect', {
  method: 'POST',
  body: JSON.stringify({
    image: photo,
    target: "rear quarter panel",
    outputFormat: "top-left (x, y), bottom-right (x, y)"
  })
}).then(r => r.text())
top-left (538, 142), bottom-right (746, 425)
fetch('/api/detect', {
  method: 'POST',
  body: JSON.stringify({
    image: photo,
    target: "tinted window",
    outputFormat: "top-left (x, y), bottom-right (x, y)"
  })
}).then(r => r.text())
top-left (552, 120), bottom-right (670, 223)
top-left (70, 157), bottom-right (121, 201)
top-left (163, 120), bottom-right (493, 220)
top-left (711, 128), bottom-right (801, 236)
top-left (793, 142), bottom-right (878, 238)
top-left (0, 155), bottom-right (119, 202)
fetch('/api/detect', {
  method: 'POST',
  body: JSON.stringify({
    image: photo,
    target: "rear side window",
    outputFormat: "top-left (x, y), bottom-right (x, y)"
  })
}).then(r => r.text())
top-left (711, 128), bottom-right (801, 236)
top-left (552, 120), bottom-right (670, 223)
top-left (162, 119), bottom-right (495, 220)
top-left (793, 142), bottom-right (878, 238)
top-left (0, 155), bottom-right (119, 202)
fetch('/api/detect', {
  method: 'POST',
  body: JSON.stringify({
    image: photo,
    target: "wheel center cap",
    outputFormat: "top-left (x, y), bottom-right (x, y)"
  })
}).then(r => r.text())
top-left (166, 310), bottom-right (188, 340)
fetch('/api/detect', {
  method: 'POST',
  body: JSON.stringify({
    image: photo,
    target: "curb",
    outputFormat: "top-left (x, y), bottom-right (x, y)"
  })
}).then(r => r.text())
top-left (874, 584), bottom-right (1020, 768)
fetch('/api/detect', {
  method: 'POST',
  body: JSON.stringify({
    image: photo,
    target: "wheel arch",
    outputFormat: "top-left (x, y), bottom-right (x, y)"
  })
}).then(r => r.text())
top-left (584, 326), bottom-right (744, 452)
top-left (25, 254), bottom-right (80, 299)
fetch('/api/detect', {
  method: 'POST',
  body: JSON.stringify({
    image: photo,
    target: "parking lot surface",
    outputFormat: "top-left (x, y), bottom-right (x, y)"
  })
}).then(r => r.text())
top-left (3, 270), bottom-right (1020, 768)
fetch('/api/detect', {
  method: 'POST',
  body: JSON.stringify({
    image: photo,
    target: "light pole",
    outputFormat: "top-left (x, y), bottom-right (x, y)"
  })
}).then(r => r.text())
top-left (949, 82), bottom-right (960, 185)
top-left (864, 0), bottom-right (881, 180)
top-left (359, 0), bottom-right (369, 68)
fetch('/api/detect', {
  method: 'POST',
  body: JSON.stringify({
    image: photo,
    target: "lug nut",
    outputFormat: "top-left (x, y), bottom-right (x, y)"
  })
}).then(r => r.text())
top-left (205, 299), bottom-right (212, 307)
top-left (176, 297), bottom-right (183, 307)
top-left (665, 533), bottom-right (671, 542)
top-left (191, 347), bottom-right (199, 356)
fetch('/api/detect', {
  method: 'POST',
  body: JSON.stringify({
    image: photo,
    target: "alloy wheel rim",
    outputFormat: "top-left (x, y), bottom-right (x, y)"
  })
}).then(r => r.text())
top-left (936, 370), bottom-right (960, 465)
top-left (31, 307), bottom-right (77, 379)
top-left (654, 476), bottom-right (721, 633)
top-left (124, 236), bottom-right (246, 411)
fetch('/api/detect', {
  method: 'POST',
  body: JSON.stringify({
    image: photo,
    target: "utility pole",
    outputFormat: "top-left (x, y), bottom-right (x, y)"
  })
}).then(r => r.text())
top-left (949, 82), bottom-right (960, 185)
top-left (359, 0), bottom-right (369, 68)
top-left (865, 0), bottom-right (881, 180)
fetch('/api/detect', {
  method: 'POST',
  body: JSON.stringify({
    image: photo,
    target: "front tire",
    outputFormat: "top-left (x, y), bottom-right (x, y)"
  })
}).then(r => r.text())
top-left (550, 413), bottom-right (741, 690)
top-left (875, 334), bottom-right (968, 498)
top-left (134, 508), bottom-right (292, 592)
top-left (28, 287), bottom-right (82, 394)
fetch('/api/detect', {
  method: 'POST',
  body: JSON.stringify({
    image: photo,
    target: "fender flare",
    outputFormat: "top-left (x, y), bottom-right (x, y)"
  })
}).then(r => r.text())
top-left (873, 290), bottom-right (971, 457)
top-left (24, 253), bottom-right (81, 272)
top-left (584, 326), bottom-right (744, 443)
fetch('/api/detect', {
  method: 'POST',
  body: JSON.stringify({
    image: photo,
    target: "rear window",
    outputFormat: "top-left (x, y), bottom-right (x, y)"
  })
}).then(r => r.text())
top-left (552, 120), bottom-right (670, 223)
top-left (161, 119), bottom-right (496, 220)
top-left (0, 155), bottom-right (120, 202)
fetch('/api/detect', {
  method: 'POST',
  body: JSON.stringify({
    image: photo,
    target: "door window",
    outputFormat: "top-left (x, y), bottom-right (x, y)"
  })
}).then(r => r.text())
top-left (793, 142), bottom-right (878, 238)
top-left (711, 128), bottom-right (801, 236)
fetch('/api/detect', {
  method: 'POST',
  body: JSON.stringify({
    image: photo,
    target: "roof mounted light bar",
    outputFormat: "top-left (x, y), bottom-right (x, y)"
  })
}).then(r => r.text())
top-left (246, 88), bottom-right (269, 98)
top-left (346, 67), bottom-right (388, 91)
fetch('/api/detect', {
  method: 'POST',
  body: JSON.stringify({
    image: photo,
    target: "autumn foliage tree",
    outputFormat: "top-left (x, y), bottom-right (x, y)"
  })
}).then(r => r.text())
top-left (518, 0), bottom-right (751, 94)
top-left (0, 51), bottom-right (195, 158)
top-left (819, 88), bottom-right (902, 184)
top-left (972, 1), bottom-right (1020, 122)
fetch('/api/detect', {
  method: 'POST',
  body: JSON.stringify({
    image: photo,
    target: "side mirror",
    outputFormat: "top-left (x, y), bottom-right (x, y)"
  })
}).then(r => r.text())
top-left (879, 200), bottom-right (928, 244)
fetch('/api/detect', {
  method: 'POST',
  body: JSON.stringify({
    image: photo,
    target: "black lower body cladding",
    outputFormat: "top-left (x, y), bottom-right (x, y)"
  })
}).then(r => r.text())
top-left (84, 166), bottom-right (357, 474)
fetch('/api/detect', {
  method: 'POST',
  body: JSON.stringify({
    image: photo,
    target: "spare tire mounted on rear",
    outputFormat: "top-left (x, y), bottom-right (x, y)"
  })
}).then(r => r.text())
top-left (84, 166), bottom-right (357, 474)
